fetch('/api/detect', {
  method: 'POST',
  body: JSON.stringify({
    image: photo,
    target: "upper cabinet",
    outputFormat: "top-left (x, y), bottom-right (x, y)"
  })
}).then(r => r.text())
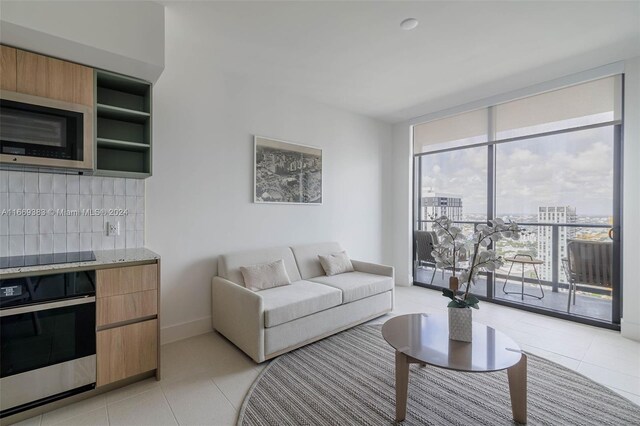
top-left (0, 45), bottom-right (152, 179)
top-left (0, 45), bottom-right (17, 91)
top-left (13, 49), bottom-right (94, 106)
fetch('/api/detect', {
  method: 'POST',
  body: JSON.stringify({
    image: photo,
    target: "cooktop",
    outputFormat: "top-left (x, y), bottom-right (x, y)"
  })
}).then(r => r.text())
top-left (0, 251), bottom-right (96, 269)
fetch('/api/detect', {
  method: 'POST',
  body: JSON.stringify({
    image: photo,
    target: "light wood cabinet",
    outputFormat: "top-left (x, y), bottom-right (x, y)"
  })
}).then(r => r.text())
top-left (97, 289), bottom-right (157, 326)
top-left (16, 49), bottom-right (93, 106)
top-left (97, 264), bottom-right (158, 298)
top-left (96, 262), bottom-right (161, 387)
top-left (97, 319), bottom-right (158, 386)
top-left (0, 45), bottom-right (17, 91)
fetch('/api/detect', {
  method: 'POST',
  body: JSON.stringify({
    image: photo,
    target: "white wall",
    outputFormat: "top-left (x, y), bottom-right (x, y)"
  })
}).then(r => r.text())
top-left (389, 58), bottom-right (640, 340)
top-left (0, 1), bottom-right (165, 82)
top-left (621, 56), bottom-right (640, 341)
top-left (147, 8), bottom-right (392, 343)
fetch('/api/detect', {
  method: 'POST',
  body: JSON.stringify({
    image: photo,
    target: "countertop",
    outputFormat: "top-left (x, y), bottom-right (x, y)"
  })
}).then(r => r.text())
top-left (0, 248), bottom-right (160, 277)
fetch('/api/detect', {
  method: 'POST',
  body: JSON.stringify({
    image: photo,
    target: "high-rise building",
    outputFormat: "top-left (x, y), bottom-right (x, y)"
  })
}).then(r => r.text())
top-left (422, 194), bottom-right (463, 222)
top-left (537, 206), bottom-right (577, 281)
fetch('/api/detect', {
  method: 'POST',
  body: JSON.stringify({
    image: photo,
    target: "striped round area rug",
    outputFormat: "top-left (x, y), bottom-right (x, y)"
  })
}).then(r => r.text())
top-left (238, 325), bottom-right (640, 426)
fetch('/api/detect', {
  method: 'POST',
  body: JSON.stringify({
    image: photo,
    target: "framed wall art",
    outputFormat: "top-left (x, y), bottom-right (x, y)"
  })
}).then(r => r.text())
top-left (254, 136), bottom-right (323, 204)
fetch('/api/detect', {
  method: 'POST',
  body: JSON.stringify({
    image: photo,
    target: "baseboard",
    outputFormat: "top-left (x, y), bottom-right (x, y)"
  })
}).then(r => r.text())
top-left (161, 316), bottom-right (213, 345)
top-left (621, 318), bottom-right (640, 342)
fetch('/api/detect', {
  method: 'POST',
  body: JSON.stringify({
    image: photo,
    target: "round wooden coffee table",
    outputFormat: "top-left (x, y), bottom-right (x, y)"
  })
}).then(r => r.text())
top-left (382, 313), bottom-right (527, 423)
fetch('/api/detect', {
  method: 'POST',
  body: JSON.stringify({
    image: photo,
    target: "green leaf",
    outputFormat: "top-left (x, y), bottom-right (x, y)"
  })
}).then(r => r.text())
top-left (442, 288), bottom-right (455, 299)
top-left (465, 295), bottom-right (480, 305)
top-left (447, 301), bottom-right (461, 308)
top-left (469, 303), bottom-right (479, 309)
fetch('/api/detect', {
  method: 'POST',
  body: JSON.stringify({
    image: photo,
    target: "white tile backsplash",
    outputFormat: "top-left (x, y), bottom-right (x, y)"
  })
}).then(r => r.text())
top-left (24, 173), bottom-right (39, 193)
top-left (0, 171), bottom-right (8, 192)
top-left (2, 171), bottom-right (145, 256)
top-left (8, 171), bottom-right (24, 193)
top-left (53, 234), bottom-right (66, 253)
top-left (66, 175), bottom-right (80, 194)
top-left (67, 233), bottom-right (80, 252)
top-left (9, 192), bottom-right (24, 209)
top-left (91, 176), bottom-right (102, 195)
top-left (25, 235), bottom-right (38, 253)
top-left (39, 173), bottom-right (53, 193)
top-left (39, 234), bottom-right (53, 254)
top-left (102, 177), bottom-right (115, 195)
top-left (9, 235), bottom-right (24, 256)
top-left (80, 176), bottom-right (92, 195)
top-left (114, 178), bottom-right (125, 195)
top-left (91, 232), bottom-right (103, 251)
top-left (9, 216), bottom-right (24, 235)
top-left (40, 214), bottom-right (54, 234)
top-left (52, 174), bottom-right (66, 194)
top-left (25, 216), bottom-right (39, 235)
top-left (80, 232), bottom-right (92, 251)
top-left (25, 193), bottom-right (39, 209)
top-left (0, 216), bottom-right (8, 236)
top-left (126, 179), bottom-right (137, 196)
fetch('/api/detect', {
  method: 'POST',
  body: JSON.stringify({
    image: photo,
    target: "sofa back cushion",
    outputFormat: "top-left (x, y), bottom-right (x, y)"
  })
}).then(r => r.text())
top-left (291, 242), bottom-right (344, 279)
top-left (218, 246), bottom-right (302, 286)
top-left (240, 259), bottom-right (292, 291)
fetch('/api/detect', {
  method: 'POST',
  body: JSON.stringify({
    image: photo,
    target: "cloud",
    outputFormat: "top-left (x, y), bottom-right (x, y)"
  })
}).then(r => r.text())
top-left (421, 126), bottom-right (614, 216)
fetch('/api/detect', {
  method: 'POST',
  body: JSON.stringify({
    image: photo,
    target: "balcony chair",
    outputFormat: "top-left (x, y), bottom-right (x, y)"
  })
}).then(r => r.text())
top-left (562, 239), bottom-right (613, 313)
top-left (415, 230), bottom-right (439, 284)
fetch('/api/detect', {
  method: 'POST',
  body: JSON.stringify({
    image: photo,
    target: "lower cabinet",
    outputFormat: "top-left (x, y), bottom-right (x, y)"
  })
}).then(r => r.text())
top-left (96, 319), bottom-right (158, 387)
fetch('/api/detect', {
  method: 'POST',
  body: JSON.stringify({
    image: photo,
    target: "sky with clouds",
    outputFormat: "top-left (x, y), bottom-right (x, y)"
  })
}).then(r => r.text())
top-left (421, 126), bottom-right (614, 217)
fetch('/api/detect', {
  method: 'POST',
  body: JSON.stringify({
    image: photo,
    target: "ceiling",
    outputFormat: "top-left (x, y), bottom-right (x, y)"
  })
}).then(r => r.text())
top-left (165, 1), bottom-right (640, 123)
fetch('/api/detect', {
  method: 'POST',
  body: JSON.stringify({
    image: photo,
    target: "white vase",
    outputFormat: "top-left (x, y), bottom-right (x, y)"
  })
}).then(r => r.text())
top-left (448, 307), bottom-right (472, 342)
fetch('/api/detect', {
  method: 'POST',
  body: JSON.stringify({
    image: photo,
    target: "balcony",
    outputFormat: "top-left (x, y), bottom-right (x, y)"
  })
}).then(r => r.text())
top-left (414, 221), bottom-right (615, 325)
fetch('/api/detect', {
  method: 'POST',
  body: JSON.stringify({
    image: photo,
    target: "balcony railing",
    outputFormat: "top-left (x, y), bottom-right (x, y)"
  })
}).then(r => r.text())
top-left (415, 220), bottom-right (612, 294)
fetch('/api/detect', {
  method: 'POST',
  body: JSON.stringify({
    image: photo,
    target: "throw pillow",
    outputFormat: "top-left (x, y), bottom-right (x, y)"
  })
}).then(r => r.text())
top-left (240, 259), bottom-right (292, 291)
top-left (318, 251), bottom-right (354, 276)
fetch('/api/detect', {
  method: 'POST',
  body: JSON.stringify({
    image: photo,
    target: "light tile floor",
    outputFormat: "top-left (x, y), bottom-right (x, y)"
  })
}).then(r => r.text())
top-left (14, 286), bottom-right (640, 426)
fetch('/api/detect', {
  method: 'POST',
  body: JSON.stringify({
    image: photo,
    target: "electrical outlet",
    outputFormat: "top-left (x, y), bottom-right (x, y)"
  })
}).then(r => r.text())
top-left (107, 221), bottom-right (120, 236)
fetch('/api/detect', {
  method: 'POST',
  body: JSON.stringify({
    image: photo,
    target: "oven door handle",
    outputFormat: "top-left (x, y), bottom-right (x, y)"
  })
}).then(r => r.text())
top-left (0, 296), bottom-right (95, 317)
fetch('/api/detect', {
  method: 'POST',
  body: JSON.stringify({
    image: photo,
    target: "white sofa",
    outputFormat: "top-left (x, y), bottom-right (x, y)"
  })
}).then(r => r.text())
top-left (211, 242), bottom-right (394, 362)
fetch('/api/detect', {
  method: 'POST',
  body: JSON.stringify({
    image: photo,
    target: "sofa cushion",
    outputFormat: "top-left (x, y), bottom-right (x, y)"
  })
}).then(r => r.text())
top-left (291, 242), bottom-right (343, 279)
top-left (240, 259), bottom-right (291, 291)
top-left (261, 280), bottom-right (342, 328)
top-left (309, 272), bottom-right (394, 303)
top-left (318, 251), bottom-right (354, 276)
top-left (218, 246), bottom-right (302, 286)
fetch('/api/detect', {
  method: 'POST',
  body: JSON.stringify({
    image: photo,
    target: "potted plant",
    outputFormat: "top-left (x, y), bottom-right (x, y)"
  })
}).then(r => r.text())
top-left (431, 216), bottom-right (521, 342)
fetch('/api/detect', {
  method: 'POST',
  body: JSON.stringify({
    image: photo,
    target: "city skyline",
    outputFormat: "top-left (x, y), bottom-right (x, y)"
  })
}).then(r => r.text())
top-left (421, 125), bottom-right (614, 216)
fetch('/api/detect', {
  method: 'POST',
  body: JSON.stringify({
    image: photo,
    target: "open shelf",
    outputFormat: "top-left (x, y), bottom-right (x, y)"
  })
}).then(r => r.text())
top-left (97, 104), bottom-right (150, 123)
top-left (97, 147), bottom-right (150, 174)
top-left (96, 138), bottom-right (150, 152)
top-left (95, 70), bottom-right (152, 178)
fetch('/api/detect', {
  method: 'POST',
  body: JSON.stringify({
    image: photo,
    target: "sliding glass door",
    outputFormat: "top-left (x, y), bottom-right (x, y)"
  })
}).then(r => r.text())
top-left (412, 76), bottom-right (622, 328)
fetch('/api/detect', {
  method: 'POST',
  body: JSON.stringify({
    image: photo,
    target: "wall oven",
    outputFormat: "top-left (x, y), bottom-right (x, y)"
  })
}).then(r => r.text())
top-left (0, 90), bottom-right (93, 171)
top-left (0, 270), bottom-right (96, 418)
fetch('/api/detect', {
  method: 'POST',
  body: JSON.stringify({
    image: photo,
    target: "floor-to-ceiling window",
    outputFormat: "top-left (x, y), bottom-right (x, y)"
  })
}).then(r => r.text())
top-left (412, 76), bottom-right (622, 328)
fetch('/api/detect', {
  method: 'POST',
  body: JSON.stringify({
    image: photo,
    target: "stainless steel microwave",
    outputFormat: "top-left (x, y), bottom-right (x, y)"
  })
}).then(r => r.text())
top-left (0, 90), bottom-right (93, 171)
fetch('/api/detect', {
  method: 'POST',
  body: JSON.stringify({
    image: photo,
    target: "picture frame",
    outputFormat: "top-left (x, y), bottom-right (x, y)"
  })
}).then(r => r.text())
top-left (254, 136), bottom-right (323, 204)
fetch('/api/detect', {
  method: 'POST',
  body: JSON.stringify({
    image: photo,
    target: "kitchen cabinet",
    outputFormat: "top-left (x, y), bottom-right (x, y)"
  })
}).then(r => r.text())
top-left (0, 45), bottom-right (17, 90)
top-left (97, 263), bottom-right (158, 297)
top-left (15, 49), bottom-right (94, 106)
top-left (1, 44), bottom-right (153, 178)
top-left (96, 319), bottom-right (158, 386)
top-left (96, 263), bottom-right (161, 387)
